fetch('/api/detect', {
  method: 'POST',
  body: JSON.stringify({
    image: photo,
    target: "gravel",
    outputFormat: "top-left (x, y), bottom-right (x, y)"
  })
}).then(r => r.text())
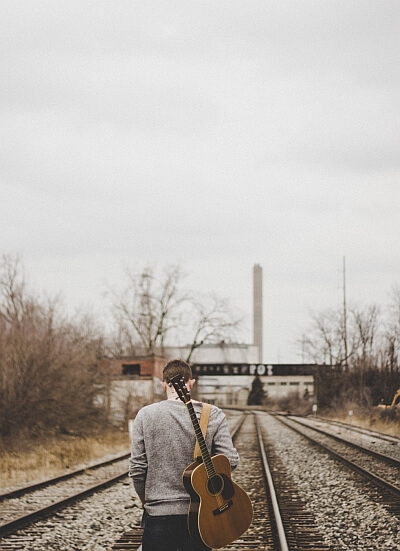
top-left (1, 479), bottom-right (142, 551)
top-left (3, 412), bottom-right (398, 550)
top-left (293, 415), bottom-right (400, 461)
top-left (260, 414), bottom-right (399, 551)
top-left (1, 414), bottom-right (242, 550)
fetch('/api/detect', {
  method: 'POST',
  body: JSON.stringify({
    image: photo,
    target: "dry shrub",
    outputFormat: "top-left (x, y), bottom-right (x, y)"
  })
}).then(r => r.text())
top-left (0, 255), bottom-right (110, 442)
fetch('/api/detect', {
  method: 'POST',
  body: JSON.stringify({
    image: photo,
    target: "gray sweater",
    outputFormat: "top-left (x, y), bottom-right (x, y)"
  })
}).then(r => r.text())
top-left (128, 399), bottom-right (240, 516)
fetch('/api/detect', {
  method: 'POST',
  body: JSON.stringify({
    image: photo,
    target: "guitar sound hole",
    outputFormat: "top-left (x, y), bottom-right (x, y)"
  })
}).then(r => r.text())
top-left (207, 474), bottom-right (224, 496)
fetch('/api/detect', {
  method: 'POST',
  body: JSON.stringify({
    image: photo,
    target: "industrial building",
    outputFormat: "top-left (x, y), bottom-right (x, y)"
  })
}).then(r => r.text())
top-left (100, 264), bottom-right (315, 417)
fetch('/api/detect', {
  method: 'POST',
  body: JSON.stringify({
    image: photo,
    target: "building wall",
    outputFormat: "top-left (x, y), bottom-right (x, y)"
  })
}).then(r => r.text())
top-left (261, 375), bottom-right (314, 399)
top-left (98, 355), bottom-right (166, 422)
top-left (101, 355), bottom-right (165, 379)
top-left (164, 343), bottom-right (259, 364)
top-left (109, 378), bottom-right (154, 422)
top-left (197, 374), bottom-right (314, 406)
top-left (99, 353), bottom-right (316, 415)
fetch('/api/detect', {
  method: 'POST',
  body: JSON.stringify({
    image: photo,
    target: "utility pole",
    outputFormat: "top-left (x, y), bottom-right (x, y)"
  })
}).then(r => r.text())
top-left (343, 256), bottom-right (348, 370)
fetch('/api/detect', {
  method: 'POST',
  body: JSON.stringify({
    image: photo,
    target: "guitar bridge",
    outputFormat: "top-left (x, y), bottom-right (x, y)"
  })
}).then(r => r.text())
top-left (212, 500), bottom-right (233, 516)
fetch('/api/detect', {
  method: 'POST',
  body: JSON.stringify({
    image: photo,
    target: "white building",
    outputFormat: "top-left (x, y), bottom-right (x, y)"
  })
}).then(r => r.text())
top-left (190, 362), bottom-right (314, 405)
top-left (164, 342), bottom-right (259, 364)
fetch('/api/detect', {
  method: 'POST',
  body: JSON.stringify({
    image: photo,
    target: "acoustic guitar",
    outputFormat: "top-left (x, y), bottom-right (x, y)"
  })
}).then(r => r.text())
top-left (170, 375), bottom-right (253, 550)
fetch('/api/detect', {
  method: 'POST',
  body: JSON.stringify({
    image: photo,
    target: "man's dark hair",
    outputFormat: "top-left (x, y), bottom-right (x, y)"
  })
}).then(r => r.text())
top-left (163, 359), bottom-right (192, 383)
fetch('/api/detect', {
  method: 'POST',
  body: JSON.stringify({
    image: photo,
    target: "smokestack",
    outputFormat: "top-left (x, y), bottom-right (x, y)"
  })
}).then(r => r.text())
top-left (253, 264), bottom-right (263, 363)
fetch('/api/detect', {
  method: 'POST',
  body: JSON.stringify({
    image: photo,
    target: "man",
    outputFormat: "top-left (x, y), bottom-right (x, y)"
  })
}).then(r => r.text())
top-left (129, 359), bottom-right (240, 551)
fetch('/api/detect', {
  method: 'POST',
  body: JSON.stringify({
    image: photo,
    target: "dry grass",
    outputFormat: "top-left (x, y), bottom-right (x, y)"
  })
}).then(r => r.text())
top-left (322, 410), bottom-right (399, 438)
top-left (0, 430), bottom-right (131, 491)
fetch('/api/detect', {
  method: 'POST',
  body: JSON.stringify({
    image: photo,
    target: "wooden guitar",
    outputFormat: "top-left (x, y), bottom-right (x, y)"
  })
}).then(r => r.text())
top-left (170, 375), bottom-right (253, 550)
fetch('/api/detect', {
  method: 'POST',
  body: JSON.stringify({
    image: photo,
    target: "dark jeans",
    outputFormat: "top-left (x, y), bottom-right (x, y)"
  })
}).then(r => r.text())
top-left (142, 514), bottom-right (209, 551)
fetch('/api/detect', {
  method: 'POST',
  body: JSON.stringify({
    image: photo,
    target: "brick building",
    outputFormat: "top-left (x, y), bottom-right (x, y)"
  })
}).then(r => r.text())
top-left (98, 354), bottom-right (165, 422)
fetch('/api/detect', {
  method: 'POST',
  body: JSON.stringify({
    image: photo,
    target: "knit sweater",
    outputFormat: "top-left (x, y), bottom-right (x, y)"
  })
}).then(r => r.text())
top-left (128, 399), bottom-right (240, 516)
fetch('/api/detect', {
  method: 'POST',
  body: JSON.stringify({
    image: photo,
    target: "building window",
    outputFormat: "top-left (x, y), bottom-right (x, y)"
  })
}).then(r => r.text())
top-left (267, 382), bottom-right (275, 386)
top-left (280, 382), bottom-right (287, 386)
top-left (289, 382), bottom-right (300, 386)
top-left (122, 364), bottom-right (140, 376)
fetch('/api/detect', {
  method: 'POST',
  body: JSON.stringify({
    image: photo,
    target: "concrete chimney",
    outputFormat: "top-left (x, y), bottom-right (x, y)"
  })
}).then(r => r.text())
top-left (253, 264), bottom-right (263, 363)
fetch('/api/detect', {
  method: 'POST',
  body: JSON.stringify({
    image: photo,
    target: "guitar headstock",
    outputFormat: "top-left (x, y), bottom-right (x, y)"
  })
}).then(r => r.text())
top-left (170, 375), bottom-right (191, 404)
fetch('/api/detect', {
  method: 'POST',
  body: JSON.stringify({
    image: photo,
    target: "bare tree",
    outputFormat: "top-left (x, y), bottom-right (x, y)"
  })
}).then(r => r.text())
top-left (349, 304), bottom-right (381, 404)
top-left (380, 283), bottom-right (400, 372)
top-left (0, 255), bottom-right (108, 441)
top-left (0, 253), bottom-right (28, 327)
top-left (301, 308), bottom-right (346, 366)
top-left (108, 264), bottom-right (186, 356)
top-left (107, 264), bottom-right (243, 360)
top-left (183, 294), bottom-right (242, 362)
top-left (389, 283), bottom-right (400, 328)
top-left (299, 296), bottom-right (400, 409)
top-left (350, 304), bottom-right (380, 368)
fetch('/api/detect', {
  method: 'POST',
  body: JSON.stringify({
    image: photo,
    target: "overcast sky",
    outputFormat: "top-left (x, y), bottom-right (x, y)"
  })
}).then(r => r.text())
top-left (1, 1), bottom-right (399, 363)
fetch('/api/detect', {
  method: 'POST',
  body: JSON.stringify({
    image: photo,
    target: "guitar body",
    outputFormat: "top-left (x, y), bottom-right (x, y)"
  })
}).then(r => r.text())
top-left (183, 454), bottom-right (253, 550)
top-left (183, 460), bottom-right (210, 551)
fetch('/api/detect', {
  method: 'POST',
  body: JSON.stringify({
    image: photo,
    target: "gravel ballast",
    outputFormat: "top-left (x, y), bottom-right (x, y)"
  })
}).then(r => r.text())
top-left (2, 413), bottom-right (399, 550)
top-left (260, 414), bottom-right (399, 551)
top-left (1, 479), bottom-right (142, 551)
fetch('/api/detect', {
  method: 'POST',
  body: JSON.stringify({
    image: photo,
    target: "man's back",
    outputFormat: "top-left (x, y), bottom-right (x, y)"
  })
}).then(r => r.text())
top-left (129, 399), bottom-right (239, 516)
top-left (129, 359), bottom-right (240, 551)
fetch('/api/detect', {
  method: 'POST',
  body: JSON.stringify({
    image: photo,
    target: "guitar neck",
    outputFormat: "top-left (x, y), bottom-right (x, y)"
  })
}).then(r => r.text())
top-left (186, 400), bottom-right (216, 479)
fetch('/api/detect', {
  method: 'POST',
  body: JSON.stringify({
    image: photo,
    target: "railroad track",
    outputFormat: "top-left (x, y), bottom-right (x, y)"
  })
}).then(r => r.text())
top-left (109, 412), bottom-right (332, 551)
top-left (0, 452), bottom-right (130, 540)
top-left (275, 415), bottom-right (400, 515)
top-left (3, 410), bottom-right (396, 550)
top-left (314, 416), bottom-right (400, 445)
top-left (290, 416), bottom-right (399, 461)
top-left (0, 413), bottom-right (243, 549)
top-left (291, 415), bottom-right (400, 461)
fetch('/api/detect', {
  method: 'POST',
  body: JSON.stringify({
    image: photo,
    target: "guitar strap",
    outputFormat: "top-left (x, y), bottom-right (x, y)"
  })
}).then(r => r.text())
top-left (193, 402), bottom-right (212, 460)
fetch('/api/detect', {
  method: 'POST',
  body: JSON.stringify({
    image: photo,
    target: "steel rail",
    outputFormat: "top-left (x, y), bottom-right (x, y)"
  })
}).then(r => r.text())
top-left (277, 416), bottom-right (400, 500)
top-left (228, 411), bottom-right (247, 438)
top-left (0, 450), bottom-right (130, 502)
top-left (1, 415), bottom-right (246, 547)
top-left (287, 416), bottom-right (400, 468)
top-left (255, 414), bottom-right (289, 551)
top-left (0, 469), bottom-right (128, 537)
top-left (315, 416), bottom-right (400, 444)
top-left (112, 410), bottom-right (336, 551)
top-left (110, 412), bottom-right (247, 551)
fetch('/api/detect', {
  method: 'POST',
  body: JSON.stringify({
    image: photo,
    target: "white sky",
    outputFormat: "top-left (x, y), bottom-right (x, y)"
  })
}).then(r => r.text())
top-left (1, 1), bottom-right (399, 363)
